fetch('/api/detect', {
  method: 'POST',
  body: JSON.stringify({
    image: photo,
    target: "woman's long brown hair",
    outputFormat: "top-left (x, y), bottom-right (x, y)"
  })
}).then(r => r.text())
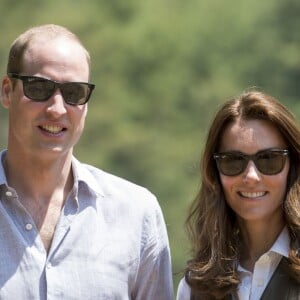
top-left (185, 91), bottom-right (300, 299)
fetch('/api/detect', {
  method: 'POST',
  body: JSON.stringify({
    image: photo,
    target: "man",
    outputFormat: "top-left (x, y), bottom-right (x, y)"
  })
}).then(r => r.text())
top-left (0, 24), bottom-right (173, 299)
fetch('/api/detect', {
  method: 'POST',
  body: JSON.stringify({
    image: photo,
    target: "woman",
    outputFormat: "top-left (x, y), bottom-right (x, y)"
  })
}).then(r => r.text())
top-left (177, 91), bottom-right (300, 300)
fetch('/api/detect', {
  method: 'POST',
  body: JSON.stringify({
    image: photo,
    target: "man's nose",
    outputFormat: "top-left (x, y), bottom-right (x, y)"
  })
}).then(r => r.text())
top-left (45, 88), bottom-right (67, 116)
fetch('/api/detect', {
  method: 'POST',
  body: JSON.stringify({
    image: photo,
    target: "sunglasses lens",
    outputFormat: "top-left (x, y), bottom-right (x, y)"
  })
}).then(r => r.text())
top-left (256, 151), bottom-right (285, 175)
top-left (10, 73), bottom-right (95, 105)
top-left (23, 78), bottom-right (54, 101)
top-left (215, 154), bottom-right (246, 176)
top-left (61, 83), bottom-right (90, 105)
top-left (215, 150), bottom-right (288, 176)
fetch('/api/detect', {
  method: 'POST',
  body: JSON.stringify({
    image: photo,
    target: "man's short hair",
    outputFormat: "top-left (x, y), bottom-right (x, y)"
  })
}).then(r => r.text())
top-left (7, 24), bottom-right (91, 75)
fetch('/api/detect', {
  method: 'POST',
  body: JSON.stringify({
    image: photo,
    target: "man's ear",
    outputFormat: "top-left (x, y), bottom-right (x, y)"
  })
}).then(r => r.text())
top-left (1, 76), bottom-right (13, 108)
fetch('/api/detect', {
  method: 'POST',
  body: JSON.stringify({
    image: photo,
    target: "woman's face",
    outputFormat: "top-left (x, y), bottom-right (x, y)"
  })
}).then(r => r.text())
top-left (218, 119), bottom-right (289, 225)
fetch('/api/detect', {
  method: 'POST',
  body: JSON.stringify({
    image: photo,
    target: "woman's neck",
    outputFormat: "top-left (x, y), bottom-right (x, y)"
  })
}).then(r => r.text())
top-left (238, 216), bottom-right (285, 272)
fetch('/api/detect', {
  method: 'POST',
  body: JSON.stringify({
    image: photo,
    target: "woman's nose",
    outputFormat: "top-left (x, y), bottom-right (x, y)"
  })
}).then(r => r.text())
top-left (242, 160), bottom-right (261, 182)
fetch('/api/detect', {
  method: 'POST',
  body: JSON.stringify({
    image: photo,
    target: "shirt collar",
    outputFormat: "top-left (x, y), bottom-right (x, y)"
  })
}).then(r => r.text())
top-left (0, 150), bottom-right (8, 186)
top-left (71, 156), bottom-right (105, 197)
top-left (237, 226), bottom-right (290, 273)
top-left (0, 150), bottom-right (105, 197)
top-left (270, 226), bottom-right (290, 258)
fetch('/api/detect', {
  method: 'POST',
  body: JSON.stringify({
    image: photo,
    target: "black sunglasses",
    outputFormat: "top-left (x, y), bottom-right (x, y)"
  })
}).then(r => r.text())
top-left (213, 149), bottom-right (289, 176)
top-left (8, 73), bottom-right (95, 106)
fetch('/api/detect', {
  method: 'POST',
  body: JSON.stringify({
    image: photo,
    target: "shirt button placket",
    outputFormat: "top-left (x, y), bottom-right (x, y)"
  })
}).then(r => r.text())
top-left (25, 223), bottom-right (33, 231)
top-left (5, 191), bottom-right (13, 197)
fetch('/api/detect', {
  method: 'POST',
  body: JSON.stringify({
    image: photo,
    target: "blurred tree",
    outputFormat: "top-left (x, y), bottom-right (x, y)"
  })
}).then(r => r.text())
top-left (0, 0), bottom-right (299, 291)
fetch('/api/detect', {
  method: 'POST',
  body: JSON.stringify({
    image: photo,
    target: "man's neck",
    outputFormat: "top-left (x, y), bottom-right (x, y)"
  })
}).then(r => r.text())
top-left (3, 150), bottom-right (74, 253)
top-left (4, 150), bottom-right (73, 201)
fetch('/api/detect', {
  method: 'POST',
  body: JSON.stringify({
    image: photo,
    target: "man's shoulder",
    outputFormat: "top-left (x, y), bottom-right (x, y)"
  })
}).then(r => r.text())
top-left (74, 158), bottom-right (158, 207)
top-left (86, 163), bottom-right (150, 192)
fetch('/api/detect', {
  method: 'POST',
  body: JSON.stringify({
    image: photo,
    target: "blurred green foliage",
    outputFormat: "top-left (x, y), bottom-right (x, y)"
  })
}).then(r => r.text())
top-left (1, 0), bottom-right (300, 293)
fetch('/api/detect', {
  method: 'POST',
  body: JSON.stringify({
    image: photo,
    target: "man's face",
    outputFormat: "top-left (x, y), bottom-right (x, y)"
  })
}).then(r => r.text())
top-left (2, 37), bottom-right (90, 160)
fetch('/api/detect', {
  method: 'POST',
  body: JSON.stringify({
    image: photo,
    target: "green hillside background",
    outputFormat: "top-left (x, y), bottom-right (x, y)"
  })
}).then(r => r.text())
top-left (1, 0), bottom-right (300, 292)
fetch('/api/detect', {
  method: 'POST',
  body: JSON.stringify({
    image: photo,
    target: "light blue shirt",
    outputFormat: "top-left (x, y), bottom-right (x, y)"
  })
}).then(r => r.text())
top-left (0, 150), bottom-right (173, 299)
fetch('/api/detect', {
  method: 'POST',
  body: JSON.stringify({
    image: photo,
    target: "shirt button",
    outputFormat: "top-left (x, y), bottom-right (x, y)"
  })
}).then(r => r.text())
top-left (257, 278), bottom-right (264, 286)
top-left (25, 223), bottom-right (33, 231)
top-left (5, 191), bottom-right (13, 197)
top-left (46, 263), bottom-right (52, 269)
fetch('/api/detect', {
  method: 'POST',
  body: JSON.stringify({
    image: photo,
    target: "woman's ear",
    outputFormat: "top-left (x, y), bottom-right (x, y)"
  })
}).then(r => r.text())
top-left (1, 76), bottom-right (13, 108)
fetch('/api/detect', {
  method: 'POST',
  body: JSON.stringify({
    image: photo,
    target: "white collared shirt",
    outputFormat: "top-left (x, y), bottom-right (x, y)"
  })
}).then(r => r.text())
top-left (176, 227), bottom-right (290, 300)
top-left (236, 227), bottom-right (289, 300)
